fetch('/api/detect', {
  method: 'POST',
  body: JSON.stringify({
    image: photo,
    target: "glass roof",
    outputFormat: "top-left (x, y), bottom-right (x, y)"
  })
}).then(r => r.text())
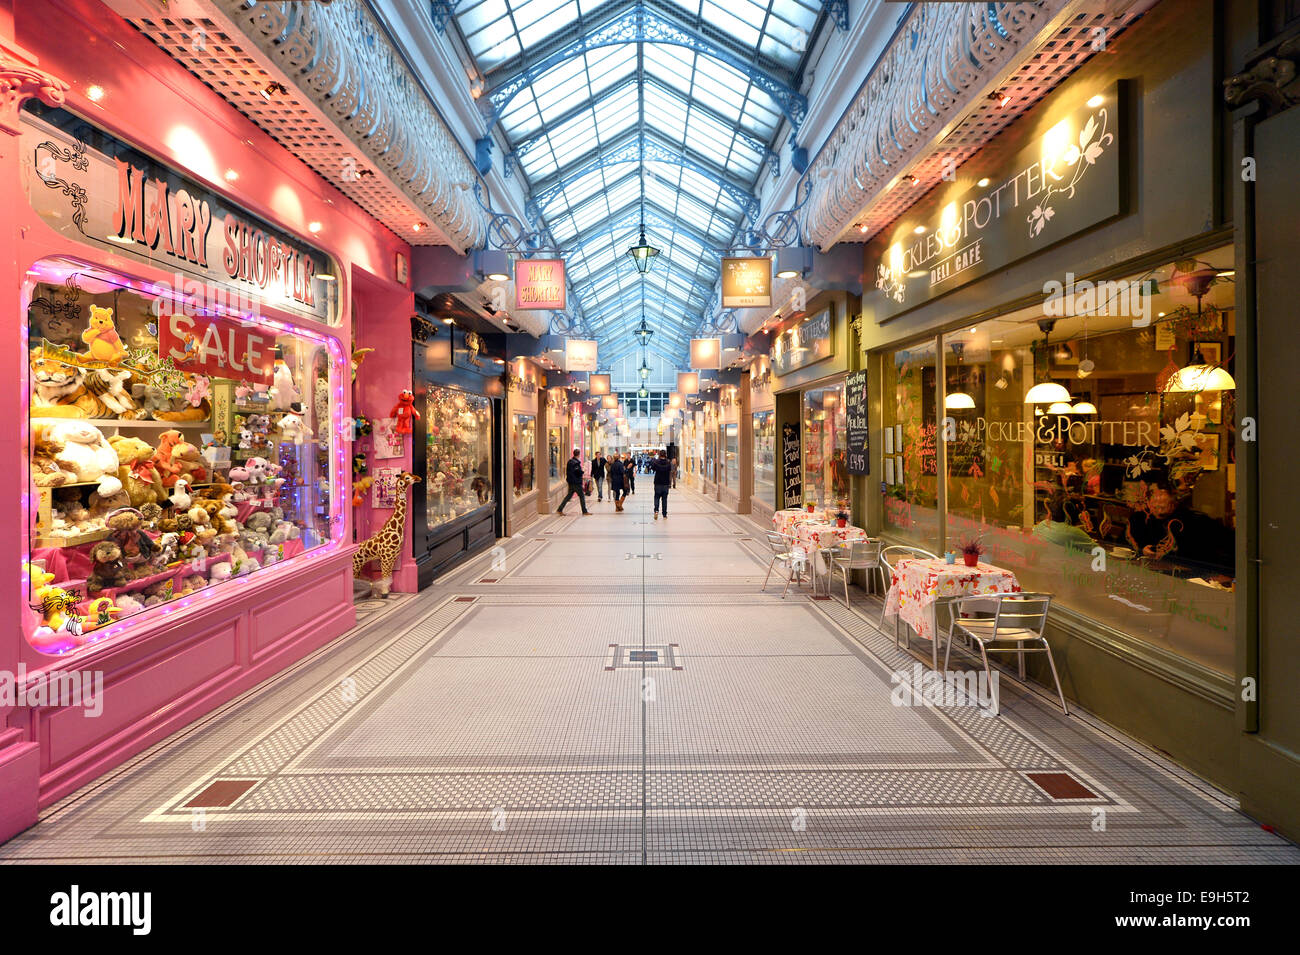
top-left (451, 0), bottom-right (825, 363)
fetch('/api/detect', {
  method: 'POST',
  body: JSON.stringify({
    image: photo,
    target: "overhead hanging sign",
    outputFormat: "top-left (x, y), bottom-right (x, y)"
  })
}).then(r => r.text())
top-left (868, 82), bottom-right (1123, 323)
top-left (20, 103), bottom-right (339, 325)
top-left (771, 308), bottom-right (832, 375)
top-left (721, 256), bottom-right (772, 308)
top-left (565, 339), bottom-right (598, 372)
top-left (514, 258), bottom-right (566, 310)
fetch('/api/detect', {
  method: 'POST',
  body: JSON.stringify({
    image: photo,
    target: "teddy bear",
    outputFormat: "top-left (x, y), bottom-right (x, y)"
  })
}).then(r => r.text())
top-left (46, 421), bottom-right (122, 495)
top-left (88, 481), bottom-right (131, 520)
top-left (108, 434), bottom-right (166, 506)
top-left (139, 501), bottom-right (163, 527)
top-left (170, 441), bottom-right (208, 486)
top-left (105, 507), bottom-right (155, 572)
top-left (151, 531), bottom-right (180, 570)
top-left (180, 575), bottom-right (206, 594)
top-left (88, 540), bottom-right (132, 592)
top-left (198, 499), bottom-right (236, 535)
top-left (151, 430), bottom-right (186, 487)
top-left (268, 520), bottom-right (301, 545)
top-left (31, 424), bottom-right (76, 487)
top-left (208, 560), bottom-right (233, 583)
top-left (81, 304), bottom-right (126, 364)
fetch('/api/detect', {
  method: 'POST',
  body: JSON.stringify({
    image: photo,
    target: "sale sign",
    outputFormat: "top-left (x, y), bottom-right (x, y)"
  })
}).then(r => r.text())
top-left (158, 310), bottom-right (276, 385)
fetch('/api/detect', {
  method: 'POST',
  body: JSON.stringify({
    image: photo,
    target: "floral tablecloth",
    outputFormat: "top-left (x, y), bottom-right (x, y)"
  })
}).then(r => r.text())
top-left (882, 558), bottom-right (1021, 642)
top-left (792, 521), bottom-right (868, 553)
top-left (772, 508), bottom-right (829, 537)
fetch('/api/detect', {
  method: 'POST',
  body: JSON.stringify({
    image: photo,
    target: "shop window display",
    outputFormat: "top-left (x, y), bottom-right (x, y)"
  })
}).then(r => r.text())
top-left (548, 426), bottom-right (563, 480)
top-left (512, 414), bottom-right (536, 496)
top-left (882, 340), bottom-right (940, 547)
top-left (802, 383), bottom-right (850, 509)
top-left (24, 259), bottom-right (339, 655)
top-left (929, 252), bottom-right (1237, 672)
top-left (724, 423), bottom-right (740, 488)
top-left (753, 410), bottom-right (775, 505)
top-left (426, 387), bottom-right (493, 527)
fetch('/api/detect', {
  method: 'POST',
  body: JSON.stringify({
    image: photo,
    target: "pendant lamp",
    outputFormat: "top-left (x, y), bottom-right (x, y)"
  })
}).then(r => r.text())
top-left (626, 223), bottom-right (659, 273)
top-left (1025, 318), bottom-right (1072, 405)
top-left (1163, 284), bottom-right (1236, 393)
top-left (944, 341), bottom-right (975, 409)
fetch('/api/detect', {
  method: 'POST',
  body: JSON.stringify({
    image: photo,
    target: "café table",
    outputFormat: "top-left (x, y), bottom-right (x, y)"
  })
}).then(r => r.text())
top-left (791, 521), bottom-right (869, 593)
top-left (881, 557), bottom-right (1021, 668)
top-left (771, 508), bottom-right (829, 537)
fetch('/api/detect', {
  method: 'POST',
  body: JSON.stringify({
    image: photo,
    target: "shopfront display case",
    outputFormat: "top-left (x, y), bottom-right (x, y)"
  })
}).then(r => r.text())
top-left (0, 25), bottom-right (414, 830)
top-left (410, 336), bottom-right (502, 587)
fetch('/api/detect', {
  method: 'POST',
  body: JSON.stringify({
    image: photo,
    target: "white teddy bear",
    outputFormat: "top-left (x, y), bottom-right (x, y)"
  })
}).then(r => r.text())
top-left (47, 421), bottom-right (122, 496)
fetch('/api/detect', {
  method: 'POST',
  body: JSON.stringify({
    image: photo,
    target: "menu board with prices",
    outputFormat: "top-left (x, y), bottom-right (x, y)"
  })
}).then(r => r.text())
top-left (845, 370), bottom-right (869, 475)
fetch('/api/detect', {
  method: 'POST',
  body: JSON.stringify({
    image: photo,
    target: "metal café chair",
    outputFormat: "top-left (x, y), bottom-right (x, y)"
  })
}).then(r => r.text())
top-left (831, 538), bottom-right (883, 608)
top-left (762, 532), bottom-right (810, 597)
top-left (942, 592), bottom-right (1067, 717)
top-left (878, 545), bottom-right (938, 646)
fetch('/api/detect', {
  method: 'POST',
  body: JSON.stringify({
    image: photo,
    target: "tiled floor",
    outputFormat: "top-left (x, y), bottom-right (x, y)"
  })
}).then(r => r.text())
top-left (2, 486), bottom-right (1296, 864)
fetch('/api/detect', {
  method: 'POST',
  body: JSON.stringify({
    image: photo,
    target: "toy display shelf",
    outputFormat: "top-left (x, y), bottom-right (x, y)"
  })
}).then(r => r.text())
top-left (31, 417), bottom-right (212, 428)
top-left (34, 527), bottom-right (110, 549)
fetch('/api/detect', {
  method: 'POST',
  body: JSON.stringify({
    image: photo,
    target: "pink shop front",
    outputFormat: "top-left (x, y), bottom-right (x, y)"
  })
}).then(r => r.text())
top-left (0, 12), bottom-right (409, 840)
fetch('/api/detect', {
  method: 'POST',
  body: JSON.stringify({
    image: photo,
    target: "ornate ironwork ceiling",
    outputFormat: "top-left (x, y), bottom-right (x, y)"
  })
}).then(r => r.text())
top-left (445, 0), bottom-right (832, 364)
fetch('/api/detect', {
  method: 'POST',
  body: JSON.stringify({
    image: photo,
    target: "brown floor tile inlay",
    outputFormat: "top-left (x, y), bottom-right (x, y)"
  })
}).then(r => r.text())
top-left (454, 596), bottom-right (477, 602)
top-left (184, 779), bottom-right (258, 808)
top-left (1027, 772), bottom-right (1098, 800)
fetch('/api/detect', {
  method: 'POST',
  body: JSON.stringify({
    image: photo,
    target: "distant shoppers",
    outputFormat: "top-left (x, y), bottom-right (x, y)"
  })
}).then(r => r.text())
top-left (625, 453), bottom-right (636, 495)
top-left (591, 452), bottom-right (606, 502)
top-left (556, 449), bottom-right (589, 516)
top-left (608, 454), bottom-right (627, 511)
top-left (650, 449), bottom-right (672, 520)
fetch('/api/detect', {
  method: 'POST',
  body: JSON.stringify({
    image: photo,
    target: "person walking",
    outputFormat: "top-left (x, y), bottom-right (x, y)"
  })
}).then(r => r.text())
top-left (556, 448), bottom-right (589, 515)
top-left (608, 454), bottom-right (626, 511)
top-left (625, 453), bottom-right (636, 495)
top-left (650, 448), bottom-right (672, 520)
top-left (591, 452), bottom-right (606, 502)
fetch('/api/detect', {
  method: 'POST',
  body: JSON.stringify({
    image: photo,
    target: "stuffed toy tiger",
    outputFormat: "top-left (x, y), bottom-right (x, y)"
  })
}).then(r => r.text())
top-left (30, 351), bottom-right (110, 418)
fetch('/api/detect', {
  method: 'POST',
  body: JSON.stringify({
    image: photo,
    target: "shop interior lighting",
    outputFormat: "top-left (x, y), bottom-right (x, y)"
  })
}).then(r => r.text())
top-left (977, 177), bottom-right (991, 188)
top-left (308, 221), bottom-right (322, 234)
top-left (87, 85), bottom-right (105, 102)
top-left (223, 168), bottom-right (239, 182)
top-left (944, 341), bottom-right (975, 409)
top-left (1046, 402), bottom-right (1074, 415)
top-left (1024, 319), bottom-right (1072, 404)
top-left (315, 271), bottom-right (337, 282)
top-left (1071, 400), bottom-right (1098, 414)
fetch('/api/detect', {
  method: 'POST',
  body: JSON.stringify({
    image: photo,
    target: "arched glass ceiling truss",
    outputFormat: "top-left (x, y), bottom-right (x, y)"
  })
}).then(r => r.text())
top-left (448, 0), bottom-right (829, 364)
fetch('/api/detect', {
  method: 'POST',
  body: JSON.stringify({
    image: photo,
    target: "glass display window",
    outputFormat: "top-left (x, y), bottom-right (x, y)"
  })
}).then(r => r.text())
top-left (891, 248), bottom-right (1237, 673)
top-left (882, 339), bottom-right (940, 547)
top-left (548, 426), bottom-right (563, 479)
top-left (23, 257), bottom-right (341, 656)
top-left (512, 414), bottom-right (536, 497)
top-left (753, 410), bottom-right (775, 505)
top-left (802, 382), bottom-right (849, 509)
top-left (425, 387), bottom-right (493, 527)
top-left (724, 423), bottom-right (740, 488)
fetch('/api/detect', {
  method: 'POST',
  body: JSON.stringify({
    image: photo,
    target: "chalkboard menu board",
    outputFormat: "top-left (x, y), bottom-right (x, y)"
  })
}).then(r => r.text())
top-left (781, 421), bottom-right (802, 508)
top-left (845, 370), bottom-right (869, 475)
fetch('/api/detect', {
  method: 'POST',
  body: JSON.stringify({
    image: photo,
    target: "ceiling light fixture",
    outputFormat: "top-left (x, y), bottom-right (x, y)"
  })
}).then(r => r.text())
top-left (1087, 94), bottom-right (1105, 108)
top-left (308, 221), bottom-right (322, 234)
top-left (976, 177), bottom-right (991, 188)
top-left (259, 81), bottom-right (288, 100)
top-left (626, 223), bottom-right (659, 273)
top-left (1025, 319), bottom-right (1072, 405)
top-left (87, 85), bottom-right (105, 102)
top-left (223, 168), bottom-right (239, 182)
top-left (989, 91), bottom-right (1011, 108)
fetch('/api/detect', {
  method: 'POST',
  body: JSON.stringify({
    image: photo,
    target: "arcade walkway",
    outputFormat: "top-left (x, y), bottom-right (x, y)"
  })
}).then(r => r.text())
top-left (2, 488), bottom-right (1295, 864)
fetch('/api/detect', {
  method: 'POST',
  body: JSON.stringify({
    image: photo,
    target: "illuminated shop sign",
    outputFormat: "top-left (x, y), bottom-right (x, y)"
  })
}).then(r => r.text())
top-left (868, 83), bottom-right (1123, 323)
top-left (721, 256), bottom-right (772, 308)
top-left (20, 103), bottom-right (338, 324)
top-left (514, 258), bottom-right (566, 310)
top-left (770, 308), bottom-right (832, 375)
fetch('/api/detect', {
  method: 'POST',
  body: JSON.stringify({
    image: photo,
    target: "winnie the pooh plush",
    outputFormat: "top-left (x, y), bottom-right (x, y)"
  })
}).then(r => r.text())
top-left (109, 434), bottom-right (166, 506)
top-left (81, 305), bottom-right (127, 364)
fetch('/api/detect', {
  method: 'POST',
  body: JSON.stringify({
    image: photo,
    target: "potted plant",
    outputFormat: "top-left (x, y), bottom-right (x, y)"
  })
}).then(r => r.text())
top-left (959, 536), bottom-right (984, 568)
top-left (806, 499), bottom-right (817, 513)
top-left (834, 509), bottom-right (849, 528)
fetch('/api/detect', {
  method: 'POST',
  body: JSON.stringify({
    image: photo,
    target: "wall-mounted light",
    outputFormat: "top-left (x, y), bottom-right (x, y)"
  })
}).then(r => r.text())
top-left (774, 245), bottom-right (813, 279)
top-left (473, 249), bottom-right (511, 282)
top-left (259, 81), bottom-right (288, 100)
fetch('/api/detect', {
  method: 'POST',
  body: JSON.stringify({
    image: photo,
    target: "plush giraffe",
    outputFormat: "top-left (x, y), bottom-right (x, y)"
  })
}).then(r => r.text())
top-left (353, 471), bottom-right (421, 597)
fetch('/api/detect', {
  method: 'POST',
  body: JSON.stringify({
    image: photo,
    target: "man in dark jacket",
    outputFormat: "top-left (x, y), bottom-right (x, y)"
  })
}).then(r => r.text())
top-left (650, 449), bottom-right (673, 520)
top-left (625, 453), bottom-right (636, 494)
top-left (556, 449), bottom-right (589, 515)
top-left (591, 453), bottom-right (606, 502)
top-left (608, 455), bottom-right (626, 511)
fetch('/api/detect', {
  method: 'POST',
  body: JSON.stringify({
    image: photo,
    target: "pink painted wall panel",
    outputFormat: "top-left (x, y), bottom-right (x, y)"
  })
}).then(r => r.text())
top-left (41, 619), bottom-right (242, 767)
top-left (250, 565), bottom-right (350, 658)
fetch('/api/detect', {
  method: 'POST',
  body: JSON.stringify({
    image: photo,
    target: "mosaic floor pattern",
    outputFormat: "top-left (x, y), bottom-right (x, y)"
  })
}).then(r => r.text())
top-left (1, 487), bottom-right (1296, 864)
